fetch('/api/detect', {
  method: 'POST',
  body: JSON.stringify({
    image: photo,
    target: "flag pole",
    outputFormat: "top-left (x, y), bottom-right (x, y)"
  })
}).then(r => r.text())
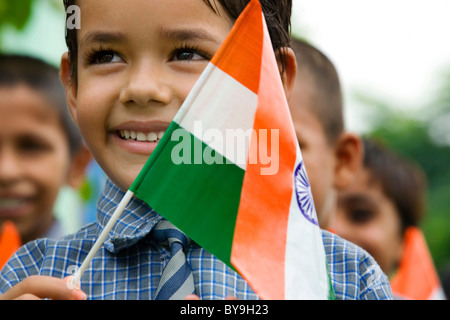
top-left (71, 190), bottom-right (135, 287)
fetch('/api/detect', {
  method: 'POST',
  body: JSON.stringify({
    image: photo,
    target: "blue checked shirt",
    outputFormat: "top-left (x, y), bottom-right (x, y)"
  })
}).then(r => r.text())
top-left (0, 179), bottom-right (392, 300)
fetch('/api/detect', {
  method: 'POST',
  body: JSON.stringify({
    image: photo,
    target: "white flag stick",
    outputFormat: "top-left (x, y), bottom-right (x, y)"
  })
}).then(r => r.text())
top-left (71, 190), bottom-right (135, 287)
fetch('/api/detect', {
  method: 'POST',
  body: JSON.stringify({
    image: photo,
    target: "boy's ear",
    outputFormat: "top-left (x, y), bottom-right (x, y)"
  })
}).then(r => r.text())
top-left (333, 133), bottom-right (363, 190)
top-left (66, 145), bottom-right (92, 189)
top-left (277, 47), bottom-right (297, 100)
top-left (60, 52), bottom-right (78, 125)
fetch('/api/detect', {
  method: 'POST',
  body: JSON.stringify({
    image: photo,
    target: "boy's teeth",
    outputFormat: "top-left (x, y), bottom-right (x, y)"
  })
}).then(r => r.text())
top-left (136, 132), bottom-right (147, 142)
top-left (120, 130), bottom-right (165, 142)
top-left (0, 198), bottom-right (24, 209)
top-left (147, 132), bottom-right (157, 141)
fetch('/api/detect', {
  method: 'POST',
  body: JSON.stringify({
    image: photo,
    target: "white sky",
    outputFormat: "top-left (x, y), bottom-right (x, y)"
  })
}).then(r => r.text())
top-left (3, 1), bottom-right (450, 133)
top-left (292, 0), bottom-right (450, 132)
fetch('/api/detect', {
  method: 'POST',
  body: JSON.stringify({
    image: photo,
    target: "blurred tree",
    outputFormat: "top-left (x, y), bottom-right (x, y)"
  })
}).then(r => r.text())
top-left (0, 0), bottom-right (62, 49)
top-left (354, 69), bottom-right (450, 274)
top-left (0, 0), bottom-right (34, 31)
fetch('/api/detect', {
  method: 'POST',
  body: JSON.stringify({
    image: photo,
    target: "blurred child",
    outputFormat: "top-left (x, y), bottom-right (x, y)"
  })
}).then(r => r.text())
top-left (289, 38), bottom-right (362, 231)
top-left (0, 55), bottom-right (91, 255)
top-left (0, 1), bottom-right (391, 300)
top-left (288, 38), bottom-right (393, 299)
top-left (334, 137), bottom-right (445, 299)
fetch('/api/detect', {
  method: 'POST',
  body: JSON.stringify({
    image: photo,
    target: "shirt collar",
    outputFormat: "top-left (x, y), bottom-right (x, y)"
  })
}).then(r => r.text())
top-left (97, 179), bottom-right (163, 253)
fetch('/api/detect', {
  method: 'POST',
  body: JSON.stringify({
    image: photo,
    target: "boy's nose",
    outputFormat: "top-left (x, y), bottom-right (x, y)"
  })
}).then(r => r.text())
top-left (119, 62), bottom-right (171, 107)
top-left (0, 149), bottom-right (23, 186)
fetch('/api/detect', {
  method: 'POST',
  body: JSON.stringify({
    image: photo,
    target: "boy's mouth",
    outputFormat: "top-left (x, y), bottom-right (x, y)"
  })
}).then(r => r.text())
top-left (112, 121), bottom-right (171, 155)
top-left (0, 196), bottom-right (33, 219)
top-left (119, 130), bottom-right (165, 142)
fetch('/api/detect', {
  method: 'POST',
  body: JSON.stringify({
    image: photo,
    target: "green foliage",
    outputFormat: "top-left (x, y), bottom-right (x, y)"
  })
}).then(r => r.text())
top-left (0, 0), bottom-right (63, 49)
top-left (0, 0), bottom-right (33, 31)
top-left (357, 69), bottom-right (450, 273)
top-left (0, 0), bottom-right (32, 49)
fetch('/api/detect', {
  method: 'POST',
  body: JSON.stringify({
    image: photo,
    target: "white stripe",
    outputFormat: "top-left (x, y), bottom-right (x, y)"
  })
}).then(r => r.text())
top-left (428, 287), bottom-right (446, 300)
top-left (174, 63), bottom-right (258, 170)
top-left (284, 145), bottom-right (330, 299)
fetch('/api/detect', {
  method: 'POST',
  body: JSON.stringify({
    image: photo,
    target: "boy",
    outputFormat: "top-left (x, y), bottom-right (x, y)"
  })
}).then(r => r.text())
top-left (334, 138), bottom-right (424, 276)
top-left (288, 38), bottom-right (392, 298)
top-left (289, 38), bottom-right (363, 230)
top-left (0, 55), bottom-right (91, 251)
top-left (0, 1), bottom-right (391, 300)
top-left (334, 138), bottom-right (446, 299)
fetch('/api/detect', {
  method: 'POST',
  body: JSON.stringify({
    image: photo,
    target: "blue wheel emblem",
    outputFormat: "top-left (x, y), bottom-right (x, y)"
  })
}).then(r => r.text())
top-left (294, 161), bottom-right (318, 226)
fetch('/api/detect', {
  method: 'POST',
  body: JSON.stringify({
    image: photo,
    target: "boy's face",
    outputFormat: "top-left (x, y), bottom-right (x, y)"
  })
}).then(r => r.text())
top-left (289, 79), bottom-right (336, 230)
top-left (0, 86), bottom-right (71, 243)
top-left (64, 0), bottom-right (234, 191)
top-left (334, 168), bottom-right (404, 275)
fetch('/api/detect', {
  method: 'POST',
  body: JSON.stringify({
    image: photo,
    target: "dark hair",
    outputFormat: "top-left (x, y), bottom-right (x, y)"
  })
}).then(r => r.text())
top-left (290, 38), bottom-right (344, 145)
top-left (0, 54), bottom-right (83, 157)
top-left (362, 138), bottom-right (426, 235)
top-left (203, 0), bottom-right (292, 53)
top-left (63, 0), bottom-right (292, 84)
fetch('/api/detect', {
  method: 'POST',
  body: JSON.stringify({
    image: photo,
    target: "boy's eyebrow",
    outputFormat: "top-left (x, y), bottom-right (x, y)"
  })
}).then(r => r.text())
top-left (79, 29), bottom-right (221, 48)
top-left (80, 31), bottom-right (126, 47)
top-left (159, 27), bottom-right (221, 44)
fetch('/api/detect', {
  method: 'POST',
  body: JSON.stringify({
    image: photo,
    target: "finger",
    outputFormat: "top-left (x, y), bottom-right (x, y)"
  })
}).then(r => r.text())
top-left (64, 276), bottom-right (81, 290)
top-left (0, 275), bottom-right (87, 300)
top-left (15, 294), bottom-right (42, 300)
top-left (184, 294), bottom-right (201, 300)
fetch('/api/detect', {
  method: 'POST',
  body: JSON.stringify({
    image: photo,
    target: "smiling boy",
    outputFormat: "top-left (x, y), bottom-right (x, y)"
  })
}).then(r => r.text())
top-left (0, 0), bottom-right (290, 300)
top-left (0, 0), bottom-right (391, 300)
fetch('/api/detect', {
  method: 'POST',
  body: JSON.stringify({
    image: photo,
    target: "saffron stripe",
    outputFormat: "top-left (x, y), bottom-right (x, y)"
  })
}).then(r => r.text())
top-left (210, 0), bottom-right (263, 94)
top-left (230, 13), bottom-right (298, 299)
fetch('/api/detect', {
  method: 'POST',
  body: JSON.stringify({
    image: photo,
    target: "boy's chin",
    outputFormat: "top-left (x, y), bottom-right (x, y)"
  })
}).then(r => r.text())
top-left (107, 165), bottom-right (145, 192)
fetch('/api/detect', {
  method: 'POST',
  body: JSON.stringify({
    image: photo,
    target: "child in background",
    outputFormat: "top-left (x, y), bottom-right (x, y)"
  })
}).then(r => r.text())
top-left (333, 137), bottom-right (446, 299)
top-left (334, 138), bottom-right (423, 275)
top-left (0, 1), bottom-right (391, 300)
top-left (288, 38), bottom-right (394, 299)
top-left (289, 38), bottom-right (363, 231)
top-left (0, 55), bottom-right (91, 256)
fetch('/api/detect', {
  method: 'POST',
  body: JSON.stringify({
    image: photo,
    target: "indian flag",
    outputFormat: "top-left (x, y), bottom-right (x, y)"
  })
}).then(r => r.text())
top-left (130, 0), bottom-right (334, 300)
top-left (390, 227), bottom-right (446, 300)
top-left (0, 221), bottom-right (21, 269)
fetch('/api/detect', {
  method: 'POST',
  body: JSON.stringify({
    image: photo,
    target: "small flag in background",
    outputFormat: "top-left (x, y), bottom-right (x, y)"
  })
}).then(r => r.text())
top-left (0, 221), bottom-right (21, 269)
top-left (390, 227), bottom-right (446, 300)
top-left (130, 0), bottom-right (334, 300)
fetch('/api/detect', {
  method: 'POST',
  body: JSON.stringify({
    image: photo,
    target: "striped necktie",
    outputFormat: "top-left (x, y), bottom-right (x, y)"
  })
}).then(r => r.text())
top-left (153, 219), bottom-right (196, 300)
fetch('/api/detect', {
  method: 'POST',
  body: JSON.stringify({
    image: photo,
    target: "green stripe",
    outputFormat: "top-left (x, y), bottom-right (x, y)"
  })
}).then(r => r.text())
top-left (131, 122), bottom-right (245, 268)
top-left (326, 262), bottom-right (336, 300)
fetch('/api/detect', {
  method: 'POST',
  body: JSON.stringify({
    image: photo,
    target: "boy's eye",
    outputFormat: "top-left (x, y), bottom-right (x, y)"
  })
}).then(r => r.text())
top-left (18, 137), bottom-right (52, 155)
top-left (338, 195), bottom-right (378, 226)
top-left (87, 49), bottom-right (123, 65)
top-left (171, 47), bottom-right (211, 62)
top-left (349, 207), bottom-right (375, 225)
